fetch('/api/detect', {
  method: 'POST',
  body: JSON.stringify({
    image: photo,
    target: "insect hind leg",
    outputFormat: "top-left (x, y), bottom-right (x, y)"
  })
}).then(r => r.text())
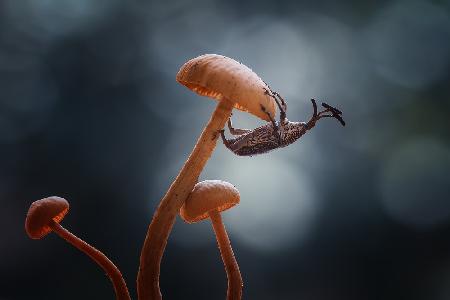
top-left (227, 119), bottom-right (252, 136)
top-left (219, 129), bottom-right (235, 150)
top-left (220, 129), bottom-right (250, 153)
top-left (318, 102), bottom-right (346, 126)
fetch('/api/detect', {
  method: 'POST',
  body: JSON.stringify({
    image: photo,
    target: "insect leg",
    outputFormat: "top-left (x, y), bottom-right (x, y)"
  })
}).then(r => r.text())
top-left (321, 102), bottom-right (342, 115)
top-left (220, 129), bottom-right (235, 150)
top-left (260, 104), bottom-right (281, 144)
top-left (260, 104), bottom-right (277, 129)
top-left (263, 87), bottom-right (286, 122)
top-left (311, 99), bottom-right (318, 117)
top-left (272, 92), bottom-right (287, 122)
top-left (318, 102), bottom-right (345, 126)
top-left (305, 99), bottom-right (319, 130)
top-left (220, 129), bottom-right (253, 152)
top-left (227, 119), bottom-right (252, 136)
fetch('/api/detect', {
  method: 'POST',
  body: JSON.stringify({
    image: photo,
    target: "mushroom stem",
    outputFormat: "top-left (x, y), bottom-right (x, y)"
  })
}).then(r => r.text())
top-left (138, 98), bottom-right (234, 300)
top-left (49, 220), bottom-right (131, 300)
top-left (208, 210), bottom-right (243, 300)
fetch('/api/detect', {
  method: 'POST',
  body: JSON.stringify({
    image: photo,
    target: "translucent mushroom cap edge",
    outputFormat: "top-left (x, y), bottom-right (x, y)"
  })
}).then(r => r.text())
top-left (180, 180), bottom-right (240, 223)
top-left (176, 54), bottom-right (277, 121)
top-left (25, 196), bottom-right (69, 239)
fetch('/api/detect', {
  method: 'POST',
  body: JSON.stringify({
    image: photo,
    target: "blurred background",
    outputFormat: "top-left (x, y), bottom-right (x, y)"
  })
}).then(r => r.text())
top-left (1, 0), bottom-right (450, 299)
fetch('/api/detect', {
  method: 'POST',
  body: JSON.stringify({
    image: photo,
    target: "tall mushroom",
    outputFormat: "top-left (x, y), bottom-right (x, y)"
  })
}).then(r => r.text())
top-left (138, 54), bottom-right (276, 299)
top-left (180, 180), bottom-right (242, 300)
top-left (25, 196), bottom-right (131, 300)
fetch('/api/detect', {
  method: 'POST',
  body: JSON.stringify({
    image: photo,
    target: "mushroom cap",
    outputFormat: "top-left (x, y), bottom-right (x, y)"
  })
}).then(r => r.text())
top-left (180, 180), bottom-right (240, 223)
top-left (25, 196), bottom-right (69, 239)
top-left (176, 54), bottom-right (277, 121)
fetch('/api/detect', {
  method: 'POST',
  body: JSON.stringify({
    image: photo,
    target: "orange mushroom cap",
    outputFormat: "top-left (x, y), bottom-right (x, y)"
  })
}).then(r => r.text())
top-left (25, 196), bottom-right (69, 239)
top-left (176, 54), bottom-right (277, 121)
top-left (180, 180), bottom-right (240, 223)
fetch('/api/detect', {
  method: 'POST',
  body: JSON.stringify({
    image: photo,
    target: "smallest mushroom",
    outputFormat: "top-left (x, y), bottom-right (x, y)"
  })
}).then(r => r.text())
top-left (25, 196), bottom-right (131, 300)
top-left (180, 180), bottom-right (242, 300)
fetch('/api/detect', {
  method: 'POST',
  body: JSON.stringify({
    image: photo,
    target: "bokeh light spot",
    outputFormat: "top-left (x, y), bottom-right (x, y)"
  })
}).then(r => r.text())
top-left (204, 153), bottom-right (319, 252)
top-left (365, 0), bottom-right (450, 89)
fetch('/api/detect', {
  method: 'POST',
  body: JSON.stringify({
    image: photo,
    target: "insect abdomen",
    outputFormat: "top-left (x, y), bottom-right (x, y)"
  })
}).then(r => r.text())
top-left (232, 125), bottom-right (280, 156)
top-left (234, 141), bottom-right (280, 156)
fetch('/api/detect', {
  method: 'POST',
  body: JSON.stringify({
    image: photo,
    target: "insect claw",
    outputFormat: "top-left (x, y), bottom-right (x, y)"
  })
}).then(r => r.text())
top-left (320, 102), bottom-right (345, 126)
top-left (212, 129), bottom-right (224, 140)
top-left (321, 102), bottom-right (342, 115)
top-left (263, 80), bottom-right (273, 92)
top-left (260, 104), bottom-right (267, 112)
top-left (263, 86), bottom-right (271, 96)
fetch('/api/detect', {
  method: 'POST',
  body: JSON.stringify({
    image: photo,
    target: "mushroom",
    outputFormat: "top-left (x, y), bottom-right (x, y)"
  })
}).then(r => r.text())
top-left (180, 180), bottom-right (242, 300)
top-left (138, 54), bottom-right (276, 299)
top-left (25, 196), bottom-right (131, 300)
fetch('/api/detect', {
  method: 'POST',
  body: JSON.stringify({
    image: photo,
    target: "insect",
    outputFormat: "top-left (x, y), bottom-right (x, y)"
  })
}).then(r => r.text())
top-left (219, 88), bottom-right (345, 156)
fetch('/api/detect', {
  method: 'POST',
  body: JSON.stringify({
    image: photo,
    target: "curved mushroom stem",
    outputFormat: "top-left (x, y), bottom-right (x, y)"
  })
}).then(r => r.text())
top-left (49, 220), bottom-right (131, 300)
top-left (208, 209), bottom-right (243, 300)
top-left (138, 98), bottom-right (234, 300)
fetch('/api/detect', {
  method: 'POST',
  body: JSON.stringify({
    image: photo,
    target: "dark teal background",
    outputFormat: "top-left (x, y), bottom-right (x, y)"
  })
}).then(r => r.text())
top-left (1, 0), bottom-right (450, 299)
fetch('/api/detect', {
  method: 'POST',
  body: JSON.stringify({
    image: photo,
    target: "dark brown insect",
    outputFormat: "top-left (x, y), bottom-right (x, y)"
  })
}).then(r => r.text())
top-left (220, 88), bottom-right (345, 156)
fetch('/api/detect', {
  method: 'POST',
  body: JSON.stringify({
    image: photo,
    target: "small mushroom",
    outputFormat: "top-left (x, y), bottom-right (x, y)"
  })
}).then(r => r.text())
top-left (180, 180), bottom-right (242, 300)
top-left (25, 196), bottom-right (131, 300)
top-left (138, 54), bottom-right (277, 299)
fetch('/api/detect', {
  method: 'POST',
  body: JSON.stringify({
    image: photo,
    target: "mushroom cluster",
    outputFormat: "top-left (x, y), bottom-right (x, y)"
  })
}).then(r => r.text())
top-left (25, 54), bottom-right (342, 300)
top-left (26, 54), bottom-right (277, 300)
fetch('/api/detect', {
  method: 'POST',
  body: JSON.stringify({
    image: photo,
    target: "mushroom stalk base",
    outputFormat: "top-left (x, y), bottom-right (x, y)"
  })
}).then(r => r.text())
top-left (138, 98), bottom-right (234, 300)
top-left (209, 210), bottom-right (243, 300)
top-left (49, 220), bottom-right (131, 300)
